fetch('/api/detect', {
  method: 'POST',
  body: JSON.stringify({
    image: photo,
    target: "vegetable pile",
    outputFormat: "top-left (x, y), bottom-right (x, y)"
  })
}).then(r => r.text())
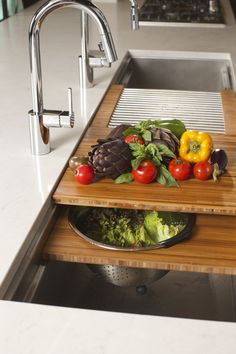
top-left (78, 208), bottom-right (187, 248)
top-left (69, 119), bottom-right (228, 187)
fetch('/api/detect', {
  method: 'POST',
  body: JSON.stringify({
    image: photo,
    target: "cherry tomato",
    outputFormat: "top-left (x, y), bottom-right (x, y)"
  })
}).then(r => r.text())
top-left (168, 158), bottom-right (192, 181)
top-left (124, 135), bottom-right (144, 145)
top-left (193, 161), bottom-right (213, 181)
top-left (74, 164), bottom-right (94, 185)
top-left (132, 159), bottom-right (158, 184)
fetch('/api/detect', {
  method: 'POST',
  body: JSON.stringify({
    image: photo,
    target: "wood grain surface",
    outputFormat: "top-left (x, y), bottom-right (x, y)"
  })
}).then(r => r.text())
top-left (221, 90), bottom-right (236, 135)
top-left (42, 207), bottom-right (236, 275)
top-left (53, 85), bottom-right (236, 216)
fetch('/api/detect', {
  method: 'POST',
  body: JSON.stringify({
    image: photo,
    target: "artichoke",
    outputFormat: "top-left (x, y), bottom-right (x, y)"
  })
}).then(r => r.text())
top-left (149, 127), bottom-right (179, 155)
top-left (107, 124), bottom-right (132, 139)
top-left (88, 137), bottom-right (133, 179)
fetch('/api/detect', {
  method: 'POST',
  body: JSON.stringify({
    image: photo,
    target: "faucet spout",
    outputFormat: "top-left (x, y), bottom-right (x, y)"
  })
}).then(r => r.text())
top-left (129, 0), bottom-right (139, 30)
top-left (28, 0), bottom-right (117, 155)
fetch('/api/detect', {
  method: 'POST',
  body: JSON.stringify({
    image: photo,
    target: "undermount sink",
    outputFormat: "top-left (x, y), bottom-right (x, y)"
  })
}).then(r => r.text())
top-left (109, 50), bottom-right (236, 133)
top-left (112, 50), bottom-right (235, 92)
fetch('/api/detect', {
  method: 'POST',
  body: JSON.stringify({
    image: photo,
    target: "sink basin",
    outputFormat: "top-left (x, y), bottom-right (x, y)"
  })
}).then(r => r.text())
top-left (20, 261), bottom-right (236, 322)
top-left (113, 50), bottom-right (235, 92)
top-left (110, 50), bottom-right (235, 133)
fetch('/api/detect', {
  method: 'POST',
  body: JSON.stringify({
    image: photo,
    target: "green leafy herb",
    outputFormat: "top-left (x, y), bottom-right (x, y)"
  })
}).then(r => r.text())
top-left (142, 129), bottom-right (152, 142)
top-left (128, 142), bottom-right (146, 157)
top-left (119, 120), bottom-right (185, 187)
top-left (123, 119), bottom-right (186, 140)
top-left (145, 143), bottom-right (162, 160)
top-left (125, 141), bottom-right (179, 187)
top-left (156, 144), bottom-right (176, 159)
top-left (122, 127), bottom-right (140, 136)
top-left (136, 119), bottom-right (157, 131)
top-left (157, 165), bottom-right (179, 187)
top-left (131, 156), bottom-right (145, 169)
top-left (115, 173), bottom-right (133, 184)
top-left (81, 208), bottom-right (186, 248)
top-left (156, 173), bottom-right (166, 185)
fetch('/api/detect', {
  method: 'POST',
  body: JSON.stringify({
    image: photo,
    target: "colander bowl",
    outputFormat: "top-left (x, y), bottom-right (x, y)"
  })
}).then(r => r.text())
top-left (88, 263), bottom-right (168, 287)
top-left (68, 206), bottom-right (196, 287)
top-left (68, 206), bottom-right (196, 251)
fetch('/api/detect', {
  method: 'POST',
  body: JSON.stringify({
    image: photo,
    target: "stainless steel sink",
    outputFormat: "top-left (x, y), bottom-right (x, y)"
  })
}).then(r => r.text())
top-left (113, 50), bottom-right (235, 92)
top-left (15, 260), bottom-right (236, 322)
top-left (110, 50), bottom-right (235, 133)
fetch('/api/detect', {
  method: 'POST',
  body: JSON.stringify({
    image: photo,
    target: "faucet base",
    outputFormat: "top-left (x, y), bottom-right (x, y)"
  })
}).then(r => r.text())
top-left (79, 55), bottom-right (94, 89)
top-left (29, 111), bottom-right (50, 155)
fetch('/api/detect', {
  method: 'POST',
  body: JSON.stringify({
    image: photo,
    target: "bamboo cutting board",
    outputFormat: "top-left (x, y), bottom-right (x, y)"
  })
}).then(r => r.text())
top-left (42, 207), bottom-right (236, 275)
top-left (53, 85), bottom-right (236, 216)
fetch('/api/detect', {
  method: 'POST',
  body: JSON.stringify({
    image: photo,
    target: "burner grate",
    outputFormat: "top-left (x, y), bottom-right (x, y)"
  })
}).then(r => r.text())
top-left (139, 0), bottom-right (224, 24)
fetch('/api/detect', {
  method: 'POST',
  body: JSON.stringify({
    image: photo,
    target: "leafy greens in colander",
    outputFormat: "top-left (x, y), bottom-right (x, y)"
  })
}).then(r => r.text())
top-left (79, 208), bottom-right (186, 248)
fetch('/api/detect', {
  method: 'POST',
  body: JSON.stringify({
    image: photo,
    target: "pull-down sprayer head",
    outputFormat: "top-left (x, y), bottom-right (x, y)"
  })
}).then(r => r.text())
top-left (129, 0), bottom-right (139, 30)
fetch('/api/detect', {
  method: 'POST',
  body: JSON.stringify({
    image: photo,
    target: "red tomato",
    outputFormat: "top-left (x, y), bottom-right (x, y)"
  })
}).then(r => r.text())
top-left (132, 160), bottom-right (158, 184)
top-left (124, 135), bottom-right (144, 145)
top-left (74, 164), bottom-right (94, 184)
top-left (168, 158), bottom-right (192, 181)
top-left (193, 161), bottom-right (213, 181)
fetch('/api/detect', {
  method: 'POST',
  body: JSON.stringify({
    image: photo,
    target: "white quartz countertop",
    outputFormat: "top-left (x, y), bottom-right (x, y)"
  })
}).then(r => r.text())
top-left (1, 0), bottom-right (236, 352)
top-left (1, 300), bottom-right (236, 354)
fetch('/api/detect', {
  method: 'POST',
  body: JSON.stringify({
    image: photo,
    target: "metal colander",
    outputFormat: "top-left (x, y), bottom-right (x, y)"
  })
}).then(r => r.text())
top-left (68, 206), bottom-right (196, 287)
top-left (88, 264), bottom-right (168, 287)
top-left (68, 207), bottom-right (196, 251)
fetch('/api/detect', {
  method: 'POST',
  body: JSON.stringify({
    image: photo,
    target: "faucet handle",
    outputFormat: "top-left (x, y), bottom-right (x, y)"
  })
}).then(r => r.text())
top-left (68, 87), bottom-right (74, 119)
top-left (60, 88), bottom-right (75, 128)
top-left (43, 88), bottom-right (75, 128)
top-left (88, 50), bottom-right (111, 68)
top-left (98, 41), bottom-right (104, 53)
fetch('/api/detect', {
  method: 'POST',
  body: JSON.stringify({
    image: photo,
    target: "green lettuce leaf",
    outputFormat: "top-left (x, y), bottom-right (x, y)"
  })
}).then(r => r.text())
top-left (144, 211), bottom-right (184, 242)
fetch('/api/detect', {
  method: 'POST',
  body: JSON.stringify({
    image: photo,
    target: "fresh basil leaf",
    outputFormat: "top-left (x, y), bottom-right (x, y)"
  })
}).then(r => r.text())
top-left (135, 120), bottom-right (152, 130)
top-left (159, 165), bottom-right (179, 187)
top-left (166, 176), bottom-right (179, 188)
top-left (129, 143), bottom-right (146, 157)
top-left (156, 174), bottom-right (166, 185)
top-left (142, 130), bottom-right (152, 142)
top-left (146, 143), bottom-right (163, 160)
top-left (145, 143), bottom-right (158, 155)
top-left (152, 156), bottom-right (162, 166)
top-left (115, 173), bottom-right (133, 184)
top-left (122, 127), bottom-right (140, 136)
top-left (131, 156), bottom-right (144, 169)
top-left (157, 144), bottom-right (176, 158)
top-left (136, 120), bottom-right (157, 131)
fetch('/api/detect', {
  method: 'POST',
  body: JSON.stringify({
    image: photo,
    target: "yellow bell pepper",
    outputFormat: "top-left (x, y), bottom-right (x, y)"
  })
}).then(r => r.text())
top-left (179, 131), bottom-right (213, 163)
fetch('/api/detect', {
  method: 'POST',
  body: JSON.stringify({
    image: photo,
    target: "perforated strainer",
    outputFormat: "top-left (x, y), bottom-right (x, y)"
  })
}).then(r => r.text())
top-left (88, 264), bottom-right (168, 287)
top-left (68, 206), bottom-right (196, 251)
top-left (68, 206), bottom-right (196, 287)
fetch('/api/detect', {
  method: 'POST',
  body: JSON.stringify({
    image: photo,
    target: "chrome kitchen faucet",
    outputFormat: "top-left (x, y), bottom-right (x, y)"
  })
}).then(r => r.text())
top-left (79, 0), bottom-right (139, 88)
top-left (28, 0), bottom-right (117, 155)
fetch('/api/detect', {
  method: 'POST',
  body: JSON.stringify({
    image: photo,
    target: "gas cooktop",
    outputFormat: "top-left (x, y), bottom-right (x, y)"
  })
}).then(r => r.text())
top-left (139, 0), bottom-right (225, 25)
